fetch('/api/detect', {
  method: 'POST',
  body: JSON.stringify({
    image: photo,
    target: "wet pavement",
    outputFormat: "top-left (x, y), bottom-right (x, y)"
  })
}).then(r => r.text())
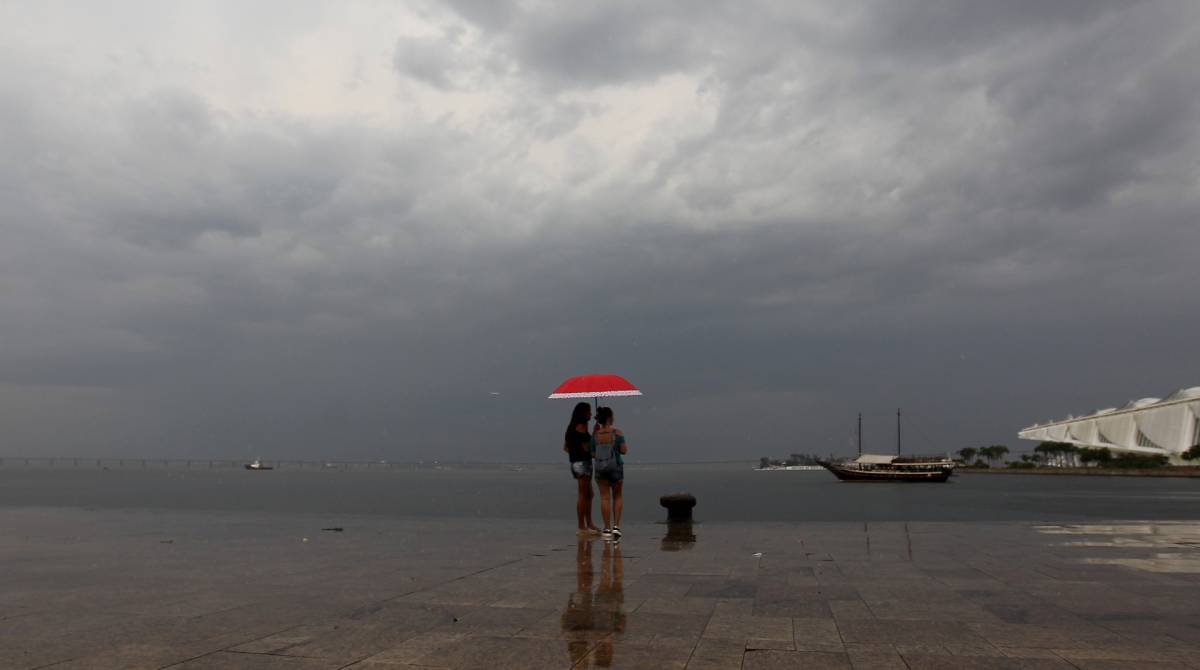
top-left (3, 508), bottom-right (1200, 669)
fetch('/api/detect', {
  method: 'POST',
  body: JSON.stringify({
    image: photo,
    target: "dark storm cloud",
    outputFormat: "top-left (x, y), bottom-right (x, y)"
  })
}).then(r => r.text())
top-left (440, 0), bottom-right (729, 88)
top-left (2, 1), bottom-right (1199, 460)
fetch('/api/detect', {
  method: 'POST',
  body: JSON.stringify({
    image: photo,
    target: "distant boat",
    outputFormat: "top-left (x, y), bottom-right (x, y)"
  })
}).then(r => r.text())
top-left (244, 459), bottom-right (273, 471)
top-left (817, 454), bottom-right (955, 482)
top-left (817, 410), bottom-right (955, 483)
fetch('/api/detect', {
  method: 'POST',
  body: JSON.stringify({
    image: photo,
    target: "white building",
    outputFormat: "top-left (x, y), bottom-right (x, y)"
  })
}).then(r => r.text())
top-left (1018, 387), bottom-right (1200, 461)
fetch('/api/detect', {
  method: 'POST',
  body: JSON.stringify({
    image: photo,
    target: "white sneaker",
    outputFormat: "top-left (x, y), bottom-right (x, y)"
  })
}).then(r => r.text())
top-left (601, 528), bottom-right (613, 538)
top-left (611, 527), bottom-right (622, 539)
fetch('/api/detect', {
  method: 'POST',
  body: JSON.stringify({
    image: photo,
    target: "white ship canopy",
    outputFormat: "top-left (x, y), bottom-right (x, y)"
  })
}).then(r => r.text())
top-left (855, 454), bottom-right (896, 465)
top-left (1018, 387), bottom-right (1200, 457)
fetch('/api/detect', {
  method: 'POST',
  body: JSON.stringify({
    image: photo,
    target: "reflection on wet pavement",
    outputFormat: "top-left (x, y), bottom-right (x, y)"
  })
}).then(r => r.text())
top-left (6, 509), bottom-right (1200, 669)
top-left (561, 539), bottom-right (626, 668)
top-left (1036, 522), bottom-right (1200, 574)
top-left (660, 521), bottom-right (696, 552)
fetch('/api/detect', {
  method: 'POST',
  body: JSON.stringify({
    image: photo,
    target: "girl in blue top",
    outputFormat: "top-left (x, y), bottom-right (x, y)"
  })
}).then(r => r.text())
top-left (591, 406), bottom-right (627, 539)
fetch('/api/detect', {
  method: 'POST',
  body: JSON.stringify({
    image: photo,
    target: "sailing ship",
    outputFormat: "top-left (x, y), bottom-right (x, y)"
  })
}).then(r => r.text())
top-left (244, 459), bottom-right (273, 471)
top-left (817, 410), bottom-right (955, 482)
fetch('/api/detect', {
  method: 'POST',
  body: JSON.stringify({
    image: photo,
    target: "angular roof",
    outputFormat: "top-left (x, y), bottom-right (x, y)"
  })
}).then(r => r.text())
top-left (1020, 387), bottom-right (1199, 431)
top-left (1166, 387), bottom-right (1200, 401)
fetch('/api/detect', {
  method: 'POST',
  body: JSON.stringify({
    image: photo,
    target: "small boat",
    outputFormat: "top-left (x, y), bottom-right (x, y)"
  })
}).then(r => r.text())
top-left (818, 410), bottom-right (955, 482)
top-left (244, 459), bottom-right (273, 471)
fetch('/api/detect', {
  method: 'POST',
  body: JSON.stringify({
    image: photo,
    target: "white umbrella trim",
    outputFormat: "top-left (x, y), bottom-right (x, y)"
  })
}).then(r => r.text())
top-left (547, 390), bottom-right (644, 399)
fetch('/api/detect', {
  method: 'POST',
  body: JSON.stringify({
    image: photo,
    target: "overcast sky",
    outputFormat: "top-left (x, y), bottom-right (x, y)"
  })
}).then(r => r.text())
top-left (1, 1), bottom-right (1197, 462)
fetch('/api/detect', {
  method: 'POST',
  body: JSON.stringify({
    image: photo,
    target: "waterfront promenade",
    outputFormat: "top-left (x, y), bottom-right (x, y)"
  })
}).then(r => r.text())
top-left (4, 507), bottom-right (1200, 669)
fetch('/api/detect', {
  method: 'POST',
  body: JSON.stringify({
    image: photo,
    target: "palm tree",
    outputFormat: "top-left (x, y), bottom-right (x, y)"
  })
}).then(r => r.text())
top-left (988, 445), bottom-right (1010, 466)
top-left (1034, 442), bottom-right (1057, 465)
top-left (957, 447), bottom-right (977, 464)
top-left (978, 445), bottom-right (1009, 467)
top-left (977, 446), bottom-right (995, 466)
top-left (1036, 441), bottom-right (1079, 466)
top-left (1077, 447), bottom-right (1112, 467)
top-left (1059, 443), bottom-right (1078, 467)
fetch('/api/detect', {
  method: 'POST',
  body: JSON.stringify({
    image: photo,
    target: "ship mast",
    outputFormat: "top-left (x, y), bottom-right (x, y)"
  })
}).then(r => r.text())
top-left (896, 408), bottom-right (902, 456)
top-left (857, 413), bottom-right (862, 457)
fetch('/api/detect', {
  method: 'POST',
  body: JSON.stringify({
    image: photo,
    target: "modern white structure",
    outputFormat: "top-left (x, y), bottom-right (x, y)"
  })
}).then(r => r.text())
top-left (1018, 387), bottom-right (1200, 461)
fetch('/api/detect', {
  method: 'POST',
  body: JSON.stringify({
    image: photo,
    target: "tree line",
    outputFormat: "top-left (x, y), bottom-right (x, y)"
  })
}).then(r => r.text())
top-left (758, 453), bottom-right (821, 469)
top-left (954, 445), bottom-right (1009, 467)
top-left (957, 441), bottom-right (1197, 469)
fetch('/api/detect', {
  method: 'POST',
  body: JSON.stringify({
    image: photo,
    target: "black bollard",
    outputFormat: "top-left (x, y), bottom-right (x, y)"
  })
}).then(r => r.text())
top-left (659, 492), bottom-right (697, 522)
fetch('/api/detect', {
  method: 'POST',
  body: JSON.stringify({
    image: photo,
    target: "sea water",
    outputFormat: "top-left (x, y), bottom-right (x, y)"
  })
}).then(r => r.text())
top-left (2, 463), bottom-right (1198, 523)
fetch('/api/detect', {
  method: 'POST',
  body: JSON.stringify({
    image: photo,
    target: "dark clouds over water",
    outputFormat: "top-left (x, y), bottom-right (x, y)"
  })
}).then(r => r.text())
top-left (1, 1), bottom-right (1197, 461)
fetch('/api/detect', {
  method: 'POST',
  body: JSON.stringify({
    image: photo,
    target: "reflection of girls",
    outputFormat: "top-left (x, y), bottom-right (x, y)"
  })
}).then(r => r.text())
top-left (561, 538), bottom-right (595, 665)
top-left (592, 541), bottom-right (626, 666)
top-left (591, 406), bottom-right (627, 539)
top-left (564, 402), bottom-right (599, 535)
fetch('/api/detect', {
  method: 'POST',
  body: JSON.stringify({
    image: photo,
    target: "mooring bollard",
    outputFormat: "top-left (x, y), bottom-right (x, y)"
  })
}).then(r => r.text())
top-left (659, 492), bottom-right (697, 521)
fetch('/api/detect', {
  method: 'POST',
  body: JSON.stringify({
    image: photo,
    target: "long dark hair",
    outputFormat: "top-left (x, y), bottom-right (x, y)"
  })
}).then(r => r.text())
top-left (567, 402), bottom-right (591, 434)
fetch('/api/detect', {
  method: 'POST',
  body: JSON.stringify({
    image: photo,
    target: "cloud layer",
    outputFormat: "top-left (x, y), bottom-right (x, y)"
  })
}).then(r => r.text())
top-left (1, 0), bottom-right (1198, 460)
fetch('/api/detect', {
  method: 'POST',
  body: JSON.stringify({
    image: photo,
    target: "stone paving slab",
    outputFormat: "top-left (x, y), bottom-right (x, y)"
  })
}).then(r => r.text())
top-left (3, 508), bottom-right (1200, 669)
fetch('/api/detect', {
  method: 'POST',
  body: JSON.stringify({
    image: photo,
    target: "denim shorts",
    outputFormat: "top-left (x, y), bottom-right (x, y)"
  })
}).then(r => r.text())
top-left (595, 462), bottom-right (624, 483)
top-left (570, 460), bottom-right (593, 479)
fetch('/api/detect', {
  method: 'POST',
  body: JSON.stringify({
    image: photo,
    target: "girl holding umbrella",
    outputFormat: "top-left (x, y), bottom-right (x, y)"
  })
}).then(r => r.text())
top-left (564, 402), bottom-right (599, 535)
top-left (550, 375), bottom-right (641, 536)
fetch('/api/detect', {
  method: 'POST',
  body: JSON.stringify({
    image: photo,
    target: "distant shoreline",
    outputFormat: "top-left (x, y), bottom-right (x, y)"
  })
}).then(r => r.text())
top-left (959, 466), bottom-right (1200, 478)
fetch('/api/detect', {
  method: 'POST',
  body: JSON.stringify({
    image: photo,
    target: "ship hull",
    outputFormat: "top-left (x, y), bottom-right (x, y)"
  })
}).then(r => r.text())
top-left (818, 461), bottom-right (953, 482)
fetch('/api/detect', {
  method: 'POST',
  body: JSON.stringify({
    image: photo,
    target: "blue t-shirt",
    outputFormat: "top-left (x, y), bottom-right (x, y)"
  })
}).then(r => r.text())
top-left (591, 429), bottom-right (625, 464)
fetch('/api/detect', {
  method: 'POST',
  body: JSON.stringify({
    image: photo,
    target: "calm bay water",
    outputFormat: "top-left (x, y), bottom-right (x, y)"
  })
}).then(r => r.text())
top-left (2, 463), bottom-right (1199, 523)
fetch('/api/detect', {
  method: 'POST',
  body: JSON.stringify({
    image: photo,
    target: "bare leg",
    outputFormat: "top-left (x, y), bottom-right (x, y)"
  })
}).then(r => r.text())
top-left (597, 480), bottom-right (612, 529)
top-left (584, 478), bottom-right (597, 530)
top-left (613, 480), bottom-right (623, 528)
top-left (576, 475), bottom-right (593, 530)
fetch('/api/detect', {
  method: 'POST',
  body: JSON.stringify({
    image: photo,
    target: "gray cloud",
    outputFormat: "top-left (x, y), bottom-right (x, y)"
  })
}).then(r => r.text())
top-left (1, 1), bottom-right (1198, 461)
top-left (394, 35), bottom-right (465, 89)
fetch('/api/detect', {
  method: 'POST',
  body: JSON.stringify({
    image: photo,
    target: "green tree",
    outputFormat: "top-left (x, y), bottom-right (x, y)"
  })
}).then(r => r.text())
top-left (1077, 447), bottom-right (1112, 467)
top-left (1060, 443), bottom-right (1078, 467)
top-left (1035, 442), bottom-right (1073, 467)
top-left (977, 446), bottom-right (993, 465)
top-left (957, 447), bottom-right (977, 464)
top-left (988, 445), bottom-right (1010, 465)
top-left (1108, 453), bottom-right (1169, 469)
top-left (759, 457), bottom-right (771, 470)
top-left (978, 445), bottom-right (1010, 467)
top-left (1181, 445), bottom-right (1200, 461)
top-left (1034, 442), bottom-right (1053, 464)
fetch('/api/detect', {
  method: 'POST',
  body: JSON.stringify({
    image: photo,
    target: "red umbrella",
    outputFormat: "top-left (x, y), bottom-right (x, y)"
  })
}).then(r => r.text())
top-left (549, 374), bottom-right (642, 406)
